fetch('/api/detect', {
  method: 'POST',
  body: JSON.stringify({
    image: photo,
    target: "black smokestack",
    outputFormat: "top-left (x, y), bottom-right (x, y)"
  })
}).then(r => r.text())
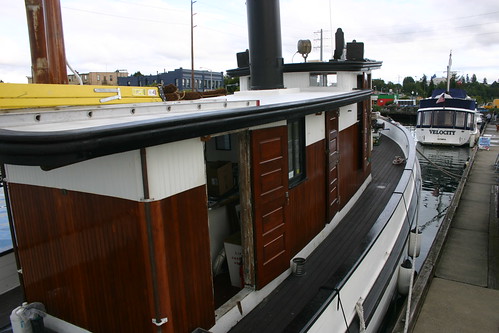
top-left (246, 0), bottom-right (284, 90)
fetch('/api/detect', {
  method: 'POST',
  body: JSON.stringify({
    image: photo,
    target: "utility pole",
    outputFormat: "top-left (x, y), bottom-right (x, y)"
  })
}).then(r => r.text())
top-left (191, 0), bottom-right (196, 91)
top-left (313, 29), bottom-right (330, 62)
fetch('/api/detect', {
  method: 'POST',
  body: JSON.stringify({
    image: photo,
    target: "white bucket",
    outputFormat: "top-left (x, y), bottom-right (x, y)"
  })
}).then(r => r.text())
top-left (10, 303), bottom-right (32, 333)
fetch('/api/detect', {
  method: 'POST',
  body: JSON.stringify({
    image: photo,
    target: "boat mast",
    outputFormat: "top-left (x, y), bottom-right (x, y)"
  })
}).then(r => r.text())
top-left (446, 50), bottom-right (452, 93)
top-left (25, 0), bottom-right (68, 84)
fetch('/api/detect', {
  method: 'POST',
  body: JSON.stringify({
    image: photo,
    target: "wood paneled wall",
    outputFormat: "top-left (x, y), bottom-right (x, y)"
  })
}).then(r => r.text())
top-left (152, 186), bottom-right (215, 332)
top-left (288, 140), bottom-right (326, 256)
top-left (338, 123), bottom-right (370, 209)
top-left (8, 183), bottom-right (214, 332)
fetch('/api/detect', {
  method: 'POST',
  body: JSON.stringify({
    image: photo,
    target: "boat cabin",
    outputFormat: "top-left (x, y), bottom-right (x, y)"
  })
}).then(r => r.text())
top-left (0, 1), bottom-right (418, 332)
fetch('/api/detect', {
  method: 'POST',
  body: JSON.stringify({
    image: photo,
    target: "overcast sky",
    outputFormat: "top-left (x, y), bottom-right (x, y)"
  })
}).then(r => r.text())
top-left (1, 0), bottom-right (499, 85)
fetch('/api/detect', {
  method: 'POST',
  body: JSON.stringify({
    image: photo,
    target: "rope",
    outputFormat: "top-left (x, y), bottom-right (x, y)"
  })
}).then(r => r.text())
top-left (416, 147), bottom-right (463, 180)
top-left (355, 298), bottom-right (366, 332)
top-left (335, 289), bottom-right (351, 333)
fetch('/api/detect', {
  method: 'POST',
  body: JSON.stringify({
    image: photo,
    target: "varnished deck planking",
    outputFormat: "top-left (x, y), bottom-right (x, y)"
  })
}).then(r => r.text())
top-left (229, 135), bottom-right (404, 333)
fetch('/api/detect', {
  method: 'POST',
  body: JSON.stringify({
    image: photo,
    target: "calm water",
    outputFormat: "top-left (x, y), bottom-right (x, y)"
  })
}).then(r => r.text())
top-left (0, 185), bottom-right (12, 253)
top-left (414, 140), bottom-right (470, 271)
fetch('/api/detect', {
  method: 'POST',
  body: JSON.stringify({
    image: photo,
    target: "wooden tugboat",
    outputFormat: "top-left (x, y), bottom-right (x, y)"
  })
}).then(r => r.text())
top-left (0, 0), bottom-right (420, 332)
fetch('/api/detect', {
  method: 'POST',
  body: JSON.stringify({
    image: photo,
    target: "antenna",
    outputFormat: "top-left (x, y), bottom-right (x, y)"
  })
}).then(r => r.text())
top-left (446, 50), bottom-right (452, 93)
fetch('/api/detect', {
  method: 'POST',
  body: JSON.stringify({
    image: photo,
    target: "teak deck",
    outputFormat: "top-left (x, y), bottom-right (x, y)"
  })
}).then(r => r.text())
top-left (229, 134), bottom-right (404, 333)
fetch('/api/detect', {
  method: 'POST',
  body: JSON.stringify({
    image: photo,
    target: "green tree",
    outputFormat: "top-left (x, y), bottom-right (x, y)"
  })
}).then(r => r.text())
top-left (428, 79), bottom-right (435, 97)
top-left (402, 76), bottom-right (416, 96)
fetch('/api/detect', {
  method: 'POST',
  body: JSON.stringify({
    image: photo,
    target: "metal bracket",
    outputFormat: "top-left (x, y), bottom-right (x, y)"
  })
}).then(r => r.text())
top-left (94, 88), bottom-right (122, 103)
top-left (152, 318), bottom-right (168, 326)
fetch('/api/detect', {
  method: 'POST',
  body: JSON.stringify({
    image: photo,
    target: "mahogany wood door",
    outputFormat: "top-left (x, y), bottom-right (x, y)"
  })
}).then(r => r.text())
top-left (251, 126), bottom-right (289, 289)
top-left (326, 109), bottom-right (340, 222)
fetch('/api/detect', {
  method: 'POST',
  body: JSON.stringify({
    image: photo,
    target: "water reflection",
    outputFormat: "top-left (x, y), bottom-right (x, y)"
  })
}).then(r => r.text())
top-left (414, 140), bottom-right (470, 271)
top-left (0, 185), bottom-right (12, 253)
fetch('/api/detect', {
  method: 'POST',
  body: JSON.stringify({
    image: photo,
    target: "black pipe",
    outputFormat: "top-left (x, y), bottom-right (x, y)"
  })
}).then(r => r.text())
top-left (246, 0), bottom-right (284, 90)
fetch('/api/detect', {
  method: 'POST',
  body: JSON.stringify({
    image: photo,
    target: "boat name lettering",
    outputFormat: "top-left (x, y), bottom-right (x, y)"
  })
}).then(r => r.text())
top-left (429, 130), bottom-right (456, 135)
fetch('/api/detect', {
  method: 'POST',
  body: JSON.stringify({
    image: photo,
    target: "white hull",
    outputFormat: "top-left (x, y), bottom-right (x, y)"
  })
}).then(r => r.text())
top-left (416, 127), bottom-right (479, 147)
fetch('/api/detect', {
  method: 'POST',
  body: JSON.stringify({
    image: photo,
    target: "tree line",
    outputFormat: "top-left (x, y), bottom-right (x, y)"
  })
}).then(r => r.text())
top-left (373, 74), bottom-right (499, 106)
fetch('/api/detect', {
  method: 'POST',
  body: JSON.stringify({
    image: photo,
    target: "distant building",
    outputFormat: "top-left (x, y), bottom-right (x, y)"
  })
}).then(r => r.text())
top-left (118, 68), bottom-right (224, 92)
top-left (431, 77), bottom-right (447, 85)
top-left (68, 70), bottom-right (129, 85)
top-left (374, 94), bottom-right (396, 106)
top-left (28, 70), bottom-right (129, 85)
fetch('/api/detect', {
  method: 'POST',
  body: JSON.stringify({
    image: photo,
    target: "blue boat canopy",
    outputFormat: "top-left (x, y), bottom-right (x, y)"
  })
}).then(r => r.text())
top-left (431, 88), bottom-right (468, 99)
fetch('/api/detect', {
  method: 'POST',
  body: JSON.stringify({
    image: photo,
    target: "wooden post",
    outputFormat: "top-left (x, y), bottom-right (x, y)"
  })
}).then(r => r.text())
top-left (25, 0), bottom-right (68, 84)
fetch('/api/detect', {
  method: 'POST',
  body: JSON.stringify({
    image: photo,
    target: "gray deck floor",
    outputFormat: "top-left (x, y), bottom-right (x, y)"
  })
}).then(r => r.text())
top-left (229, 135), bottom-right (405, 332)
top-left (0, 286), bottom-right (22, 330)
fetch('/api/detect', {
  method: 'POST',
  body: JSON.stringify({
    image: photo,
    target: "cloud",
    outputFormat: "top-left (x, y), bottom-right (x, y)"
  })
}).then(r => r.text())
top-left (1, 0), bottom-right (498, 84)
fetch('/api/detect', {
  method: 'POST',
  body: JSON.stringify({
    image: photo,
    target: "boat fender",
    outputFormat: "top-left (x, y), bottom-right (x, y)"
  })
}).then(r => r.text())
top-left (408, 228), bottom-right (422, 258)
top-left (397, 259), bottom-right (413, 296)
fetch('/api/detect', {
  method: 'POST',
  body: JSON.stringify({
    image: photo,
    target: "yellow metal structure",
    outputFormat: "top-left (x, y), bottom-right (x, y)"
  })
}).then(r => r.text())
top-left (484, 99), bottom-right (499, 110)
top-left (0, 83), bottom-right (163, 110)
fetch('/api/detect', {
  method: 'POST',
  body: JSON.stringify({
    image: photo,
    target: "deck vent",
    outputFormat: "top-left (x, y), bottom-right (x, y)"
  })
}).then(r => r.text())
top-left (292, 257), bottom-right (306, 276)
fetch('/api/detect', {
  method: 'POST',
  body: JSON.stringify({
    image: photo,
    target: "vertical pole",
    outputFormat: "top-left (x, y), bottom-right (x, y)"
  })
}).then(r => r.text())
top-left (320, 29), bottom-right (323, 62)
top-left (25, 0), bottom-right (50, 83)
top-left (44, 0), bottom-right (68, 83)
top-left (25, 0), bottom-right (68, 84)
top-left (191, 0), bottom-right (196, 91)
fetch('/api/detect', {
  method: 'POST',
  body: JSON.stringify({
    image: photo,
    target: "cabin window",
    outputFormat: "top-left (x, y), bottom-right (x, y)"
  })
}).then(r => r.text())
top-left (309, 73), bottom-right (337, 87)
top-left (434, 110), bottom-right (454, 128)
top-left (288, 118), bottom-right (306, 187)
top-left (455, 112), bottom-right (466, 129)
top-left (466, 113), bottom-right (475, 130)
top-left (418, 111), bottom-right (433, 127)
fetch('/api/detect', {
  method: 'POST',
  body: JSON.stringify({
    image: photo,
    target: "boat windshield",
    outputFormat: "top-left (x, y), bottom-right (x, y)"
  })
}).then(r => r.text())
top-left (434, 110), bottom-right (454, 127)
top-left (417, 110), bottom-right (475, 130)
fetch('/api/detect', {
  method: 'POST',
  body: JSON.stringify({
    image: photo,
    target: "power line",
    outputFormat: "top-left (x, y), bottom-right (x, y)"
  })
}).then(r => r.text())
top-left (62, 6), bottom-right (189, 25)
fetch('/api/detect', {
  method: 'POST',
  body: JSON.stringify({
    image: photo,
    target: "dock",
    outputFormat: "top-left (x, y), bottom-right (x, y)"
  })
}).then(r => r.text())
top-left (393, 122), bottom-right (499, 332)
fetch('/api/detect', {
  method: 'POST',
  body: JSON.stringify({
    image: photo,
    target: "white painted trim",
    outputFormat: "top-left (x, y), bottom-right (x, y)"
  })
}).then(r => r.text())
top-left (5, 138), bottom-right (207, 202)
top-left (0, 251), bottom-right (20, 294)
